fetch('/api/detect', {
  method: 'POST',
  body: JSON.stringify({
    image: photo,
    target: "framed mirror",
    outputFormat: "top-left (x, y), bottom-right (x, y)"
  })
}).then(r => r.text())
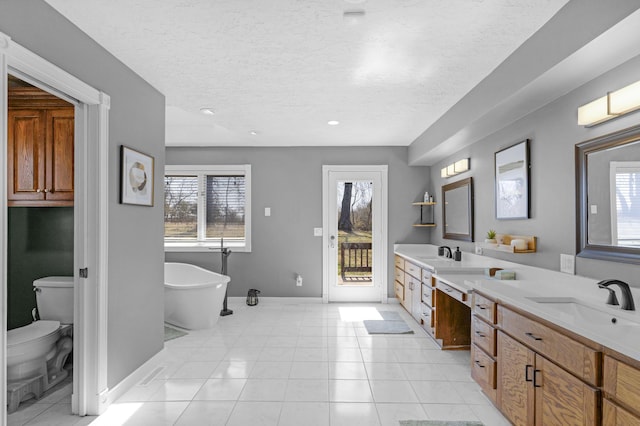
top-left (442, 177), bottom-right (474, 241)
top-left (576, 124), bottom-right (640, 263)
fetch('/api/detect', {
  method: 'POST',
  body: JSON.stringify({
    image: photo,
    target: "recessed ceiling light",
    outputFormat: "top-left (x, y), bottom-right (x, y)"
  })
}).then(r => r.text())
top-left (200, 108), bottom-right (215, 115)
top-left (328, 120), bottom-right (340, 126)
top-left (344, 0), bottom-right (366, 4)
top-left (250, 131), bottom-right (259, 136)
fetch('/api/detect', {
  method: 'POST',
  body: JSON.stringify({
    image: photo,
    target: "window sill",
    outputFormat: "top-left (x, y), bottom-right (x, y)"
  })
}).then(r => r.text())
top-left (164, 242), bottom-right (251, 253)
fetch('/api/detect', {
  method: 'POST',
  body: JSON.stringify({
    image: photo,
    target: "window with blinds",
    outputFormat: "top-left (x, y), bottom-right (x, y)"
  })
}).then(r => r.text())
top-left (164, 165), bottom-right (251, 251)
top-left (613, 162), bottom-right (640, 247)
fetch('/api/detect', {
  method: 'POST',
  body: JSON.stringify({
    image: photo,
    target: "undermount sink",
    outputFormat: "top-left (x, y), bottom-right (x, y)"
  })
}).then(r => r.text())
top-left (526, 297), bottom-right (640, 328)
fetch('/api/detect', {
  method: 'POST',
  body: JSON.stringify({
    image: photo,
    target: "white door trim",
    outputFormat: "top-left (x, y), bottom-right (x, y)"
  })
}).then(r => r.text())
top-left (322, 165), bottom-right (388, 304)
top-left (0, 31), bottom-right (110, 420)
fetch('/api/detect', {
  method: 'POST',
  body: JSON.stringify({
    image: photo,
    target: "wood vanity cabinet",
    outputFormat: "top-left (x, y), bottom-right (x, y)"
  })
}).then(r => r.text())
top-left (603, 355), bottom-right (640, 424)
top-left (470, 292), bottom-right (498, 403)
top-left (496, 306), bottom-right (600, 426)
top-left (8, 87), bottom-right (74, 206)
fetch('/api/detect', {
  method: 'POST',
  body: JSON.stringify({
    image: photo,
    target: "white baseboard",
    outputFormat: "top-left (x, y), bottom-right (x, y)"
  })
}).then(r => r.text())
top-left (105, 348), bottom-right (166, 408)
top-left (228, 296), bottom-right (323, 304)
top-left (387, 297), bottom-right (400, 304)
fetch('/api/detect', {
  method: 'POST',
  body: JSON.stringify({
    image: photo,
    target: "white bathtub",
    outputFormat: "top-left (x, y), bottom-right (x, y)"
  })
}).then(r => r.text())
top-left (164, 262), bottom-right (230, 330)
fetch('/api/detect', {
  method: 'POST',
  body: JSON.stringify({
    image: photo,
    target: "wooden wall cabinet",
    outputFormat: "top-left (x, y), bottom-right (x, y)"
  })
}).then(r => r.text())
top-left (8, 87), bottom-right (74, 206)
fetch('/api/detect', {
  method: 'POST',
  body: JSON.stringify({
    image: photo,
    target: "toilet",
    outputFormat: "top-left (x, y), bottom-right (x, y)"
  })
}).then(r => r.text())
top-left (7, 276), bottom-right (74, 408)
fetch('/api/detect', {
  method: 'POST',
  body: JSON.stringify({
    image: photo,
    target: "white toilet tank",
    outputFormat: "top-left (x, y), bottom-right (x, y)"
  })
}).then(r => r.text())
top-left (34, 276), bottom-right (74, 324)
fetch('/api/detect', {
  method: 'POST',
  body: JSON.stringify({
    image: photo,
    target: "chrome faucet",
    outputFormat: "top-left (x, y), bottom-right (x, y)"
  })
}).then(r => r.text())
top-left (597, 279), bottom-right (636, 311)
top-left (439, 246), bottom-right (452, 259)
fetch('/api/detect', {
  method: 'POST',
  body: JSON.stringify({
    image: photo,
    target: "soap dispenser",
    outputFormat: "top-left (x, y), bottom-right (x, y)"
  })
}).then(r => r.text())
top-left (454, 247), bottom-right (462, 261)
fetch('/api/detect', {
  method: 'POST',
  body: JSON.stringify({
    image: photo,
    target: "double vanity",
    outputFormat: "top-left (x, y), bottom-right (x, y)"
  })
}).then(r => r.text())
top-left (394, 244), bottom-right (640, 425)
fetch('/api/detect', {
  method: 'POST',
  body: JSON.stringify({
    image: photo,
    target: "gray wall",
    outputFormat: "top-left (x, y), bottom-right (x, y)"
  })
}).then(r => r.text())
top-left (427, 53), bottom-right (640, 287)
top-left (166, 146), bottom-right (430, 298)
top-left (1, 0), bottom-right (166, 388)
top-left (8, 207), bottom-right (74, 329)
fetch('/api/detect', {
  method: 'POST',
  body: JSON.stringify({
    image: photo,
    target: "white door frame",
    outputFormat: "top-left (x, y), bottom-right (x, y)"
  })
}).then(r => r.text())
top-left (0, 32), bottom-right (110, 420)
top-left (322, 165), bottom-right (388, 303)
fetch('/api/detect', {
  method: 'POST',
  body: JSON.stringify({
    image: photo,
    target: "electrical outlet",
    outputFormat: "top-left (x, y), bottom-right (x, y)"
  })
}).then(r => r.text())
top-left (296, 275), bottom-right (303, 287)
top-left (560, 254), bottom-right (575, 274)
top-left (475, 245), bottom-right (483, 255)
top-left (313, 228), bottom-right (323, 237)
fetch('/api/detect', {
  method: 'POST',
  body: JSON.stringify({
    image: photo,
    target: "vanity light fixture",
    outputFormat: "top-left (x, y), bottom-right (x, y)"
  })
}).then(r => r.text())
top-left (441, 158), bottom-right (470, 178)
top-left (578, 79), bottom-right (640, 126)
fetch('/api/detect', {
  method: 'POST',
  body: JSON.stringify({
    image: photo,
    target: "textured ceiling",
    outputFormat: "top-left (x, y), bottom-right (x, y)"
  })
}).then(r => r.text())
top-left (45, 0), bottom-right (568, 148)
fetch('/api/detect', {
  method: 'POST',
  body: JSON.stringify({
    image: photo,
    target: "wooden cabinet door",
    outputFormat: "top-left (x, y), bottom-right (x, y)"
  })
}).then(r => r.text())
top-left (603, 398), bottom-right (640, 426)
top-left (45, 108), bottom-right (74, 201)
top-left (7, 109), bottom-right (45, 201)
top-left (497, 331), bottom-right (534, 426)
top-left (534, 354), bottom-right (599, 426)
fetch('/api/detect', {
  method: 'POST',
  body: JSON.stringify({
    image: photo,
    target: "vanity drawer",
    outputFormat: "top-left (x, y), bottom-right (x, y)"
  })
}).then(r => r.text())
top-left (394, 280), bottom-right (404, 302)
top-left (603, 355), bottom-right (640, 415)
top-left (437, 281), bottom-right (467, 303)
top-left (422, 268), bottom-right (434, 286)
top-left (394, 256), bottom-right (405, 270)
top-left (421, 283), bottom-right (433, 307)
top-left (472, 316), bottom-right (496, 356)
top-left (471, 344), bottom-right (496, 391)
top-left (473, 293), bottom-right (496, 324)
top-left (394, 267), bottom-right (405, 285)
top-left (498, 305), bottom-right (600, 386)
top-left (420, 303), bottom-right (434, 328)
top-left (404, 261), bottom-right (421, 279)
top-left (603, 398), bottom-right (640, 425)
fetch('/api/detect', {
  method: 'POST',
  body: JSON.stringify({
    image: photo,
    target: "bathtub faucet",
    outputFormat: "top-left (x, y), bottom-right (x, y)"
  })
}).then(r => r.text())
top-left (219, 239), bottom-right (233, 316)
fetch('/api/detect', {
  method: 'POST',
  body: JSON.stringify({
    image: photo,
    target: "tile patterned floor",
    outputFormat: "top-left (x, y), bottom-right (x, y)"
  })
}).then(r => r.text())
top-left (9, 301), bottom-right (510, 425)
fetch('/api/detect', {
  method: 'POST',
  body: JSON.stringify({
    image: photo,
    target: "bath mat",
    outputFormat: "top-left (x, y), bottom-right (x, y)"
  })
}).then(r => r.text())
top-left (164, 325), bottom-right (188, 342)
top-left (399, 421), bottom-right (483, 426)
top-left (363, 310), bottom-right (414, 334)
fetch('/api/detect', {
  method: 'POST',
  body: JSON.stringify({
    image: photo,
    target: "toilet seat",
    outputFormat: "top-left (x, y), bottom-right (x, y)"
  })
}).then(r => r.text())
top-left (7, 320), bottom-right (61, 348)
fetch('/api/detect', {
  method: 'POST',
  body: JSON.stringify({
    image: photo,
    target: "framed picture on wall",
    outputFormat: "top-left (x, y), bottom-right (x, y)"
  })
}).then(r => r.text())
top-left (120, 145), bottom-right (154, 206)
top-left (495, 139), bottom-right (530, 219)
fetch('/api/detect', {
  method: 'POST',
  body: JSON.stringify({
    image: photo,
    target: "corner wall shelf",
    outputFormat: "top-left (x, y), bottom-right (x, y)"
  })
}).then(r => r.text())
top-left (478, 234), bottom-right (537, 253)
top-left (412, 202), bottom-right (436, 227)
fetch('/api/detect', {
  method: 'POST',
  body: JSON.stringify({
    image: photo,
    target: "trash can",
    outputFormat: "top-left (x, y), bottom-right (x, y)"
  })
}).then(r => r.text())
top-left (246, 289), bottom-right (260, 306)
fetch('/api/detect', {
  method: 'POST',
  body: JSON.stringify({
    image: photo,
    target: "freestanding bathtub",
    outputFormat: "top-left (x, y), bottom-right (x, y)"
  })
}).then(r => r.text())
top-left (164, 262), bottom-right (230, 329)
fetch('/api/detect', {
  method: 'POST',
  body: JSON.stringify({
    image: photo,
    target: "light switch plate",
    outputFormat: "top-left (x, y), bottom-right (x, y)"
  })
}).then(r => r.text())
top-left (264, 207), bottom-right (271, 216)
top-left (560, 254), bottom-right (575, 274)
top-left (313, 228), bottom-right (323, 237)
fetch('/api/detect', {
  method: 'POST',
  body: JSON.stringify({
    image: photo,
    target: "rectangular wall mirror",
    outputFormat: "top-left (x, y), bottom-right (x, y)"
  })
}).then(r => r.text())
top-left (442, 177), bottom-right (474, 242)
top-left (576, 124), bottom-right (640, 263)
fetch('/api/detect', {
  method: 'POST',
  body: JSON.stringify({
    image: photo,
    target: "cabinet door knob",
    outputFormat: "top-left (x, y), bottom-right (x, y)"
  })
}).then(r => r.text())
top-left (43, 188), bottom-right (49, 193)
top-left (525, 332), bottom-right (543, 341)
top-left (36, 188), bottom-right (41, 193)
top-left (525, 364), bottom-right (533, 382)
top-left (533, 369), bottom-right (542, 388)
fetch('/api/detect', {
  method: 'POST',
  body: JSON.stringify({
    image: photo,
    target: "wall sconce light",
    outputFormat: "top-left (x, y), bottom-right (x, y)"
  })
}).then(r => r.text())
top-left (441, 158), bottom-right (470, 178)
top-left (578, 79), bottom-right (640, 126)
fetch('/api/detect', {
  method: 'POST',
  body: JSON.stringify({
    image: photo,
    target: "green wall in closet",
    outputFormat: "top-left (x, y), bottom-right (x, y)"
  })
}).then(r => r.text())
top-left (8, 207), bottom-right (74, 329)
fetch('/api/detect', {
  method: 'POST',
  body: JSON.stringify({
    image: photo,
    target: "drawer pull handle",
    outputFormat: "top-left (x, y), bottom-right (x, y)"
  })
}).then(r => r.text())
top-left (474, 331), bottom-right (486, 338)
top-left (475, 304), bottom-right (487, 310)
top-left (525, 332), bottom-right (542, 341)
top-left (533, 369), bottom-right (542, 388)
top-left (525, 365), bottom-right (533, 382)
top-left (474, 360), bottom-right (485, 368)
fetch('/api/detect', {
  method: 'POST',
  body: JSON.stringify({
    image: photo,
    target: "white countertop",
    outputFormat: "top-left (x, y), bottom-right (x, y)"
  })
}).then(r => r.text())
top-left (394, 244), bottom-right (640, 361)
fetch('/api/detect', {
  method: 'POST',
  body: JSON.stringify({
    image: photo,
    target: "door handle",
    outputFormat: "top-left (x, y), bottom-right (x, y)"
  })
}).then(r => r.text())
top-left (330, 235), bottom-right (336, 248)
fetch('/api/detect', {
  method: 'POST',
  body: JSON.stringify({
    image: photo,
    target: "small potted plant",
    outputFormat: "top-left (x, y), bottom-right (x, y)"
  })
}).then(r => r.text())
top-left (485, 229), bottom-right (497, 244)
